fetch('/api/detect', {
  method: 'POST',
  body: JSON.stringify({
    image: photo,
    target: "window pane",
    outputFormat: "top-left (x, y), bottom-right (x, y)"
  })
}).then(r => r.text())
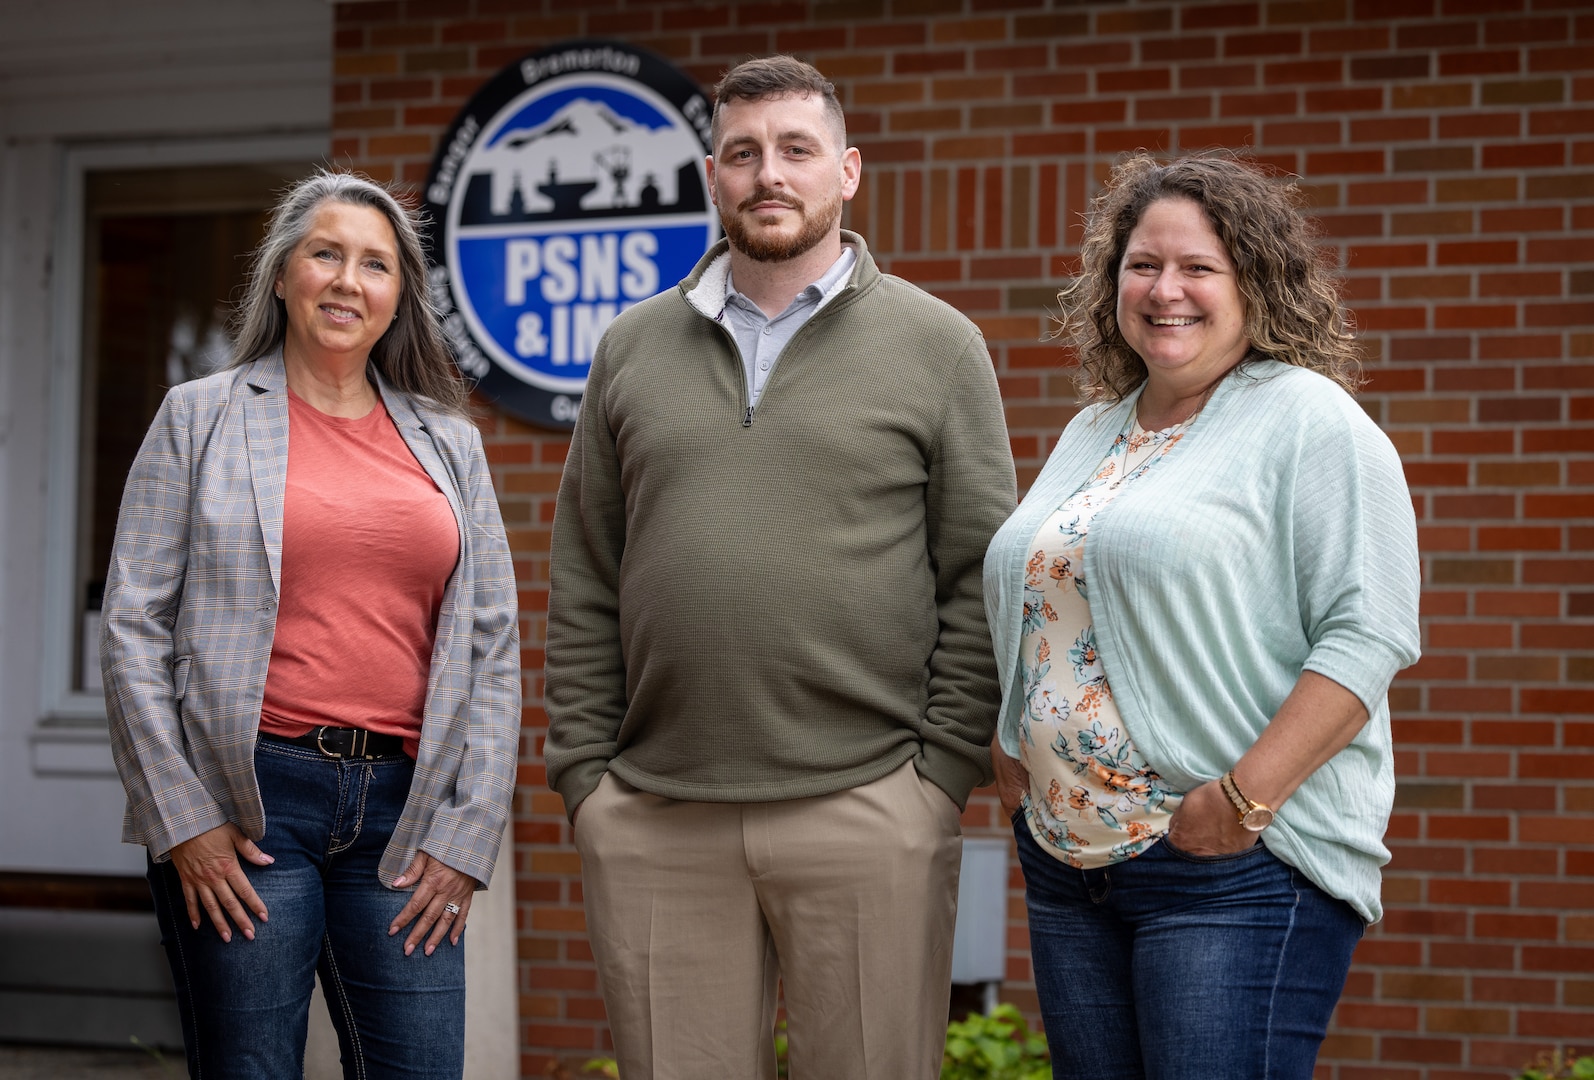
top-left (77, 163), bottom-right (307, 692)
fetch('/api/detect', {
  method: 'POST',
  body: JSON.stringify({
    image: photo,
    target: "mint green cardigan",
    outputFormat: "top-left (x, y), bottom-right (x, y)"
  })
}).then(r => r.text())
top-left (983, 361), bottom-right (1420, 922)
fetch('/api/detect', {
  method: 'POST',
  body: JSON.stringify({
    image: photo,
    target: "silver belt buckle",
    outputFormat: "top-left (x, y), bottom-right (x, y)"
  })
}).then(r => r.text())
top-left (313, 726), bottom-right (374, 759)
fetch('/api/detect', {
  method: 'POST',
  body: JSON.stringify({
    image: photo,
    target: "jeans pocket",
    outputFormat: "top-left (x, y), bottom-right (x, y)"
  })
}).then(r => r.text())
top-left (1158, 833), bottom-right (1269, 863)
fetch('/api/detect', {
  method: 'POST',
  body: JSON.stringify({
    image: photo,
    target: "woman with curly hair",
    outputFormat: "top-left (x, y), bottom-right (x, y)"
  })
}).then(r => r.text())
top-left (982, 152), bottom-right (1420, 1078)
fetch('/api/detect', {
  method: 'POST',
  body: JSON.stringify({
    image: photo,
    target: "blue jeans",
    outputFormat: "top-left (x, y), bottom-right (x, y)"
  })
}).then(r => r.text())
top-left (1013, 814), bottom-right (1363, 1080)
top-left (148, 738), bottom-right (465, 1080)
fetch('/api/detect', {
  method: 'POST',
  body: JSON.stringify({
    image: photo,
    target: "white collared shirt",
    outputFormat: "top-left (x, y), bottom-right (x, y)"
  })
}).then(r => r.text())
top-left (721, 246), bottom-right (857, 408)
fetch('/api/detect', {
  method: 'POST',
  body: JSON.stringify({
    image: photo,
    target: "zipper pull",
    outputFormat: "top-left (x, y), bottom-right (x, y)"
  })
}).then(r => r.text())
top-left (742, 405), bottom-right (755, 428)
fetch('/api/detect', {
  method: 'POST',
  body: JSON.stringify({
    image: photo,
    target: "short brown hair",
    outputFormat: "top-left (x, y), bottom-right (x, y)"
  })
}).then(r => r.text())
top-left (711, 55), bottom-right (846, 151)
top-left (1058, 151), bottom-right (1361, 403)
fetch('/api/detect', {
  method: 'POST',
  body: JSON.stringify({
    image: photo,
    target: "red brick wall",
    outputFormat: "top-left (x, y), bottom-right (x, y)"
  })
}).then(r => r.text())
top-left (329, 2), bottom-right (1594, 1076)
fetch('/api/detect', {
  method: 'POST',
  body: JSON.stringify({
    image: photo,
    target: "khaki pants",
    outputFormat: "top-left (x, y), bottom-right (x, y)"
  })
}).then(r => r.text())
top-left (573, 759), bottom-right (964, 1080)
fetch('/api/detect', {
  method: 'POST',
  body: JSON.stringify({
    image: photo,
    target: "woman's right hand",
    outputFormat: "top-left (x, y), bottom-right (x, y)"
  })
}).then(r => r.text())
top-left (991, 738), bottom-right (1029, 818)
top-left (169, 824), bottom-right (274, 943)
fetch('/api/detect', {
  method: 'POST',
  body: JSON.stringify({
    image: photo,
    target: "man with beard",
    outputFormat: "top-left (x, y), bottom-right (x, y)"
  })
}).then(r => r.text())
top-left (544, 55), bottom-right (1015, 1079)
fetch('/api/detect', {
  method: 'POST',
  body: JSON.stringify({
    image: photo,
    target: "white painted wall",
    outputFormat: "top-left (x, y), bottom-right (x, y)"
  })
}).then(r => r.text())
top-left (0, 0), bottom-right (332, 141)
top-left (0, 0), bottom-right (334, 875)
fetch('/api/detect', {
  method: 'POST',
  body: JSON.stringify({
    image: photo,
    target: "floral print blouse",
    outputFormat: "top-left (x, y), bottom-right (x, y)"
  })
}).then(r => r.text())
top-left (1018, 418), bottom-right (1189, 868)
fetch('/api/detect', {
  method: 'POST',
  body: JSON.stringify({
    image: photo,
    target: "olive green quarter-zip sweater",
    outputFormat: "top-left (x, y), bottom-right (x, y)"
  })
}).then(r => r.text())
top-left (544, 233), bottom-right (1017, 819)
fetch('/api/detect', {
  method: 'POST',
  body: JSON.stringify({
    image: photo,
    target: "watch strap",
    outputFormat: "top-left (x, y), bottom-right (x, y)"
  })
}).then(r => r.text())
top-left (1220, 770), bottom-right (1269, 822)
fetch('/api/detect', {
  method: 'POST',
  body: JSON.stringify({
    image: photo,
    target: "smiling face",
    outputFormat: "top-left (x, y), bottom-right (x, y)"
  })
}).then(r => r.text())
top-left (275, 200), bottom-right (401, 370)
top-left (1116, 197), bottom-right (1250, 407)
top-left (706, 92), bottom-right (860, 264)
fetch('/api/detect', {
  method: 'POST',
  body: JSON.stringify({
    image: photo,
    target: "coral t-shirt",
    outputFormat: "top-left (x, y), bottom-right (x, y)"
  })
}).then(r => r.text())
top-left (259, 388), bottom-right (460, 757)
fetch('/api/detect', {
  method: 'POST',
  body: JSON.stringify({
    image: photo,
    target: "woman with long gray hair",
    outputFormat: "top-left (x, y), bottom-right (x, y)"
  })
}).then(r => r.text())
top-left (101, 169), bottom-right (519, 1079)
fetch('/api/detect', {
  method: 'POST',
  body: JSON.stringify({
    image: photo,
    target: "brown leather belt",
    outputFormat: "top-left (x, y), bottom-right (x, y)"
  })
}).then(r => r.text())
top-left (261, 727), bottom-right (405, 760)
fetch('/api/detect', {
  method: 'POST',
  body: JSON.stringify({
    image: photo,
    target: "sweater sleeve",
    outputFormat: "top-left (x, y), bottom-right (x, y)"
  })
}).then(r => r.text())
top-left (543, 335), bottom-right (629, 820)
top-left (1293, 397), bottom-right (1421, 712)
top-left (917, 330), bottom-right (1018, 808)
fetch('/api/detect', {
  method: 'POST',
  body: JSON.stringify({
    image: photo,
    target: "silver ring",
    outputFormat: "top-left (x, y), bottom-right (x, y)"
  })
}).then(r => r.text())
top-left (443, 902), bottom-right (461, 916)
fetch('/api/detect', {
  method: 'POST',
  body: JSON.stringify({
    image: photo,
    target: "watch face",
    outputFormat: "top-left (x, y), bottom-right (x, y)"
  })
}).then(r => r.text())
top-left (1241, 807), bottom-right (1275, 832)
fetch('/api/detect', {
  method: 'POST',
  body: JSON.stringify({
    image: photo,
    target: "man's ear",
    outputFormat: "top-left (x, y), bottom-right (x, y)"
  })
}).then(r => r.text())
top-left (840, 146), bottom-right (862, 202)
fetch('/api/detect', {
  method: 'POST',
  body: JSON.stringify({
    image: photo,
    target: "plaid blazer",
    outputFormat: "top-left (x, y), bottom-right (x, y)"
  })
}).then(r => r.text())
top-left (101, 354), bottom-right (521, 887)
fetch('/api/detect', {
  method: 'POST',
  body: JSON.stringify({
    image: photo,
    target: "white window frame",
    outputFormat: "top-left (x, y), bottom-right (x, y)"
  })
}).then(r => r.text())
top-left (40, 134), bottom-right (327, 725)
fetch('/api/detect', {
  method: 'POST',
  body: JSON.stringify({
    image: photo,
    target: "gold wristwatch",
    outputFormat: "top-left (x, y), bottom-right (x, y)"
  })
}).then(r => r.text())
top-left (1219, 771), bottom-right (1275, 832)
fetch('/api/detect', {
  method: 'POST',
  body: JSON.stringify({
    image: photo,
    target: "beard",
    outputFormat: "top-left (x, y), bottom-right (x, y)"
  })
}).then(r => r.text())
top-left (719, 186), bottom-right (843, 263)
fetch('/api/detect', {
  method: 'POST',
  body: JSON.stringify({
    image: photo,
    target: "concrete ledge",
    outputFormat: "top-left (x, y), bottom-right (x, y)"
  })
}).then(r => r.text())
top-left (0, 910), bottom-right (180, 1048)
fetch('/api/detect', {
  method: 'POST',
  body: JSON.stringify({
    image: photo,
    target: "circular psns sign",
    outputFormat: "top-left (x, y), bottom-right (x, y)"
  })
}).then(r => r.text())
top-left (422, 40), bottom-right (717, 429)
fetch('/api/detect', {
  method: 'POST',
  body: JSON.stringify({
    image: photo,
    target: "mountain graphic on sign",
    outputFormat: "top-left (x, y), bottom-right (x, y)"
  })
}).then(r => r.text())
top-left (501, 100), bottom-right (630, 145)
top-left (459, 97), bottom-right (707, 227)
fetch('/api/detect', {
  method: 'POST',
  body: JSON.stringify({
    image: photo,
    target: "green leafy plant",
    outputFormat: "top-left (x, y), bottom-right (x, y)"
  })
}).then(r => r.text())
top-left (773, 1018), bottom-right (789, 1076)
top-left (582, 1008), bottom-right (1050, 1079)
top-left (129, 1036), bottom-right (180, 1078)
top-left (1515, 1049), bottom-right (1594, 1080)
top-left (584, 1020), bottom-right (789, 1078)
top-left (940, 1003), bottom-right (1051, 1080)
top-left (583, 1038), bottom-right (787, 1079)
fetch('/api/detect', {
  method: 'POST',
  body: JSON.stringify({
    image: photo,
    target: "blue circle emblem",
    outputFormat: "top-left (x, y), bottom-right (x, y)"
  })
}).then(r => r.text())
top-left (423, 41), bottom-right (716, 428)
